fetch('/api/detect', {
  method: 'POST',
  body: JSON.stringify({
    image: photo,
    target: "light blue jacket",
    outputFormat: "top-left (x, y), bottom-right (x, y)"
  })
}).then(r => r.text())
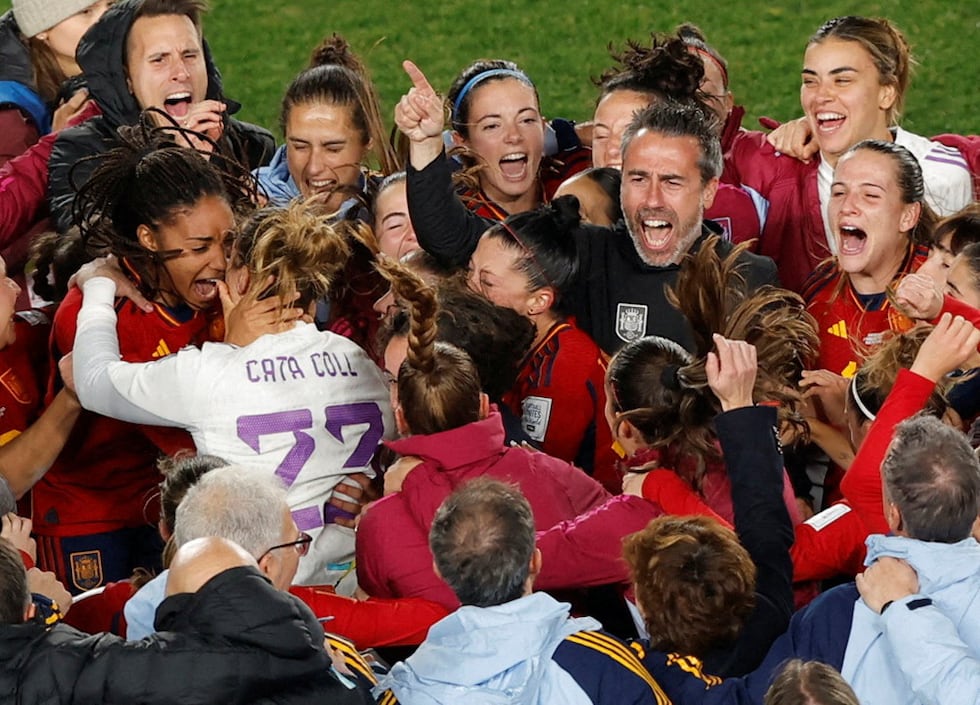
top-left (253, 143), bottom-right (367, 218)
top-left (124, 569), bottom-right (168, 640)
top-left (374, 592), bottom-right (601, 705)
top-left (253, 144), bottom-right (301, 206)
top-left (842, 534), bottom-right (980, 705)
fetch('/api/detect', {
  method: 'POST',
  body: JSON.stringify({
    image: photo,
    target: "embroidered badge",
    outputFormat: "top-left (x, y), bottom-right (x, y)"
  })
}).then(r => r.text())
top-left (521, 396), bottom-right (553, 443)
top-left (70, 550), bottom-right (104, 591)
top-left (0, 369), bottom-right (31, 405)
top-left (713, 217), bottom-right (733, 241)
top-left (615, 303), bottom-right (648, 343)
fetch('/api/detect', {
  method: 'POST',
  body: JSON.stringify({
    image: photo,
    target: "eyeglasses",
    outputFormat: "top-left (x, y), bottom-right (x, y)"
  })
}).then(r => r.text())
top-left (259, 532), bottom-right (312, 561)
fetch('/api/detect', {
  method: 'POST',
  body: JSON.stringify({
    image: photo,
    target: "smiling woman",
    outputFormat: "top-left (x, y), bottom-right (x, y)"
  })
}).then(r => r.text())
top-left (726, 16), bottom-right (972, 294)
top-left (255, 33), bottom-right (397, 212)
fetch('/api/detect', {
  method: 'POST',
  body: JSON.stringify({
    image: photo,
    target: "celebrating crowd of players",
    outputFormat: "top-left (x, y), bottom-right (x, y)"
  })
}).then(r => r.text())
top-left (0, 0), bottom-right (978, 703)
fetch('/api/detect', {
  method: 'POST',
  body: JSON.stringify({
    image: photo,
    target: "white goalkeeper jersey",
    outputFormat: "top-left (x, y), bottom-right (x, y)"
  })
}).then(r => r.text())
top-left (73, 277), bottom-right (394, 586)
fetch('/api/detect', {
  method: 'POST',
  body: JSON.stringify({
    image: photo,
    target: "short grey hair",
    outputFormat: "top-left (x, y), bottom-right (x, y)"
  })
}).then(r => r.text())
top-left (429, 478), bottom-right (535, 608)
top-left (174, 465), bottom-right (288, 559)
top-left (621, 100), bottom-right (723, 184)
top-left (882, 415), bottom-right (980, 543)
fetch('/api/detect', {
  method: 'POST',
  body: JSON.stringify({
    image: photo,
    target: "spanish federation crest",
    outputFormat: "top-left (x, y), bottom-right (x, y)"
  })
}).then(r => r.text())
top-left (70, 551), bottom-right (104, 591)
top-left (616, 303), bottom-right (648, 343)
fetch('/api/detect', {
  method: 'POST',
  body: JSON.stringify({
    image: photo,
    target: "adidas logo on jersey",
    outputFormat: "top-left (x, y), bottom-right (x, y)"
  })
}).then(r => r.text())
top-left (151, 340), bottom-right (172, 359)
top-left (827, 321), bottom-right (848, 338)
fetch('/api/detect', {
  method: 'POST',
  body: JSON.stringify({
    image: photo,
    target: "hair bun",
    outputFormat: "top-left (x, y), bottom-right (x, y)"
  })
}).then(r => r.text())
top-left (675, 22), bottom-right (708, 42)
top-left (309, 33), bottom-right (355, 70)
top-left (550, 194), bottom-right (583, 230)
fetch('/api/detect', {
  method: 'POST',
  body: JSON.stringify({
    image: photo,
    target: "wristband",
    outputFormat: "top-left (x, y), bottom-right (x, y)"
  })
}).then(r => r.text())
top-left (879, 600), bottom-right (894, 615)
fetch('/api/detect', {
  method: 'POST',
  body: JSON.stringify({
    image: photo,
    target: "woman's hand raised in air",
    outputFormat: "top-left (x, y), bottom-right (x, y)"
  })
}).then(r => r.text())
top-left (395, 61), bottom-right (446, 170)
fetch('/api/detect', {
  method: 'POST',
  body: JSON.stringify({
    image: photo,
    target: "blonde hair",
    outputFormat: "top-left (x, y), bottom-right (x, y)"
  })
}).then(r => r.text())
top-left (235, 200), bottom-right (372, 312)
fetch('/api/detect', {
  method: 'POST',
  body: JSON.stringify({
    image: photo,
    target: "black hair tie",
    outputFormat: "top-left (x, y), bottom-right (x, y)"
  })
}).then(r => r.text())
top-left (660, 364), bottom-right (682, 391)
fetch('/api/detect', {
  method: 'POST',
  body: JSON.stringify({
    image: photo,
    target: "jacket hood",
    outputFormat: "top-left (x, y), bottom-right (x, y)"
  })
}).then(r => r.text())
top-left (0, 11), bottom-right (51, 133)
top-left (254, 143), bottom-right (301, 204)
top-left (75, 0), bottom-right (239, 129)
top-left (0, 12), bottom-right (34, 88)
top-left (865, 534), bottom-right (980, 595)
top-left (377, 593), bottom-right (599, 705)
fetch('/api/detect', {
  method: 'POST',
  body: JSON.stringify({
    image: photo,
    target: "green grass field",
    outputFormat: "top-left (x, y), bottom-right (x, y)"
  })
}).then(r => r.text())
top-left (4, 1), bottom-right (979, 139)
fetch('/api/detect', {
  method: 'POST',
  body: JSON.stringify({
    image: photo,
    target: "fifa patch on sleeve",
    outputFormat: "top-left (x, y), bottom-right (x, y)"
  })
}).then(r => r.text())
top-left (804, 502), bottom-right (851, 531)
top-left (521, 396), bottom-right (553, 443)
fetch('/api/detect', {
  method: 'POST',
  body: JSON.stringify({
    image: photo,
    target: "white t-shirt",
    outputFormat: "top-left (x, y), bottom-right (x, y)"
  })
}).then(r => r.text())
top-left (74, 278), bottom-right (394, 586)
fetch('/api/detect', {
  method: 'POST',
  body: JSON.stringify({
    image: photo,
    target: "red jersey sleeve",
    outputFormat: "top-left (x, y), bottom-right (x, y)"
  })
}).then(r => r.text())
top-left (791, 503), bottom-right (870, 582)
top-left (640, 469), bottom-right (733, 529)
top-left (289, 585), bottom-right (448, 649)
top-left (840, 369), bottom-right (936, 534)
top-left (934, 295), bottom-right (980, 330)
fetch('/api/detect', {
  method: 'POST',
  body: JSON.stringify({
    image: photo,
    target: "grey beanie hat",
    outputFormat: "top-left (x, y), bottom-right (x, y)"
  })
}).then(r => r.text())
top-left (12, 0), bottom-right (96, 38)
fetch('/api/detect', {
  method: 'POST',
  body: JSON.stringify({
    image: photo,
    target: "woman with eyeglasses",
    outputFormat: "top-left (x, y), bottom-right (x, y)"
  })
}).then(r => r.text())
top-left (70, 200), bottom-right (394, 587)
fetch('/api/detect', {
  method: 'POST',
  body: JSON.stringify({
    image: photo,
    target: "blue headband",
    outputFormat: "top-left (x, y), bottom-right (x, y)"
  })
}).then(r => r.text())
top-left (451, 68), bottom-right (533, 123)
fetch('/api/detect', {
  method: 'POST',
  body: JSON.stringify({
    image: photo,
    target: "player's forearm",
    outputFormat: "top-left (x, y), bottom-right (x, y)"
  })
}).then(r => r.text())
top-left (3, 389), bottom-right (81, 497)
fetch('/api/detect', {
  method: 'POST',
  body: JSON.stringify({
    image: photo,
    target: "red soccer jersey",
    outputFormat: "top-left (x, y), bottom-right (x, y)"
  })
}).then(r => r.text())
top-left (32, 285), bottom-right (219, 537)
top-left (0, 310), bottom-right (52, 446)
top-left (503, 321), bottom-right (619, 492)
top-left (803, 245), bottom-right (926, 378)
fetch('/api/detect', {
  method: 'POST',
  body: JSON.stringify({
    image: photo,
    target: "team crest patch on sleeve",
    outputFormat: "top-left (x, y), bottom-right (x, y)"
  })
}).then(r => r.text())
top-left (713, 217), bottom-right (733, 240)
top-left (615, 303), bottom-right (648, 343)
top-left (521, 396), bottom-right (553, 443)
top-left (0, 369), bottom-right (31, 404)
top-left (15, 310), bottom-right (50, 327)
top-left (70, 551), bottom-right (104, 591)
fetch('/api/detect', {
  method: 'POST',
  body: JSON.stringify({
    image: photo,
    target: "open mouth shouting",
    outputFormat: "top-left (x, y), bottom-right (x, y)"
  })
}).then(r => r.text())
top-left (163, 92), bottom-right (194, 119)
top-left (816, 111), bottom-right (846, 135)
top-left (192, 277), bottom-right (223, 302)
top-left (307, 178), bottom-right (338, 196)
top-left (636, 209), bottom-right (677, 254)
top-left (499, 152), bottom-right (529, 182)
top-left (838, 224), bottom-right (868, 256)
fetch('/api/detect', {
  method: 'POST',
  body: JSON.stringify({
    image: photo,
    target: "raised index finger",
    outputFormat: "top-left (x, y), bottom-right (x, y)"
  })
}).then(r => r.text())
top-left (403, 60), bottom-right (435, 96)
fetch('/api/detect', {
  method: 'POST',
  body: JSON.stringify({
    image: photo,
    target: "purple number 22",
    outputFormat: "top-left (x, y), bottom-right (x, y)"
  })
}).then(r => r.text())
top-left (236, 402), bottom-right (384, 530)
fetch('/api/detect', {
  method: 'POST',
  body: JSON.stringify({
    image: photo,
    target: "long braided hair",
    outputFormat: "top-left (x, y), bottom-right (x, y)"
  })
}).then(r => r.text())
top-left (377, 258), bottom-right (482, 436)
top-left (72, 112), bottom-right (257, 303)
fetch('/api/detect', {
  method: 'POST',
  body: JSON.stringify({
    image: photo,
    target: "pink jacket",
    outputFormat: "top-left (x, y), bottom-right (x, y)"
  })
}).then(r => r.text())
top-left (728, 131), bottom-right (828, 293)
top-left (534, 448), bottom-right (802, 592)
top-left (355, 411), bottom-right (611, 610)
top-left (934, 133), bottom-right (980, 200)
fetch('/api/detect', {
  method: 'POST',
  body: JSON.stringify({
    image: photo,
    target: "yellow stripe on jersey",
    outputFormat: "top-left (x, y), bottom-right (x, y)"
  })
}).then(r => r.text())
top-left (666, 652), bottom-right (723, 686)
top-left (377, 690), bottom-right (399, 705)
top-left (325, 634), bottom-right (377, 685)
top-left (566, 631), bottom-right (672, 704)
